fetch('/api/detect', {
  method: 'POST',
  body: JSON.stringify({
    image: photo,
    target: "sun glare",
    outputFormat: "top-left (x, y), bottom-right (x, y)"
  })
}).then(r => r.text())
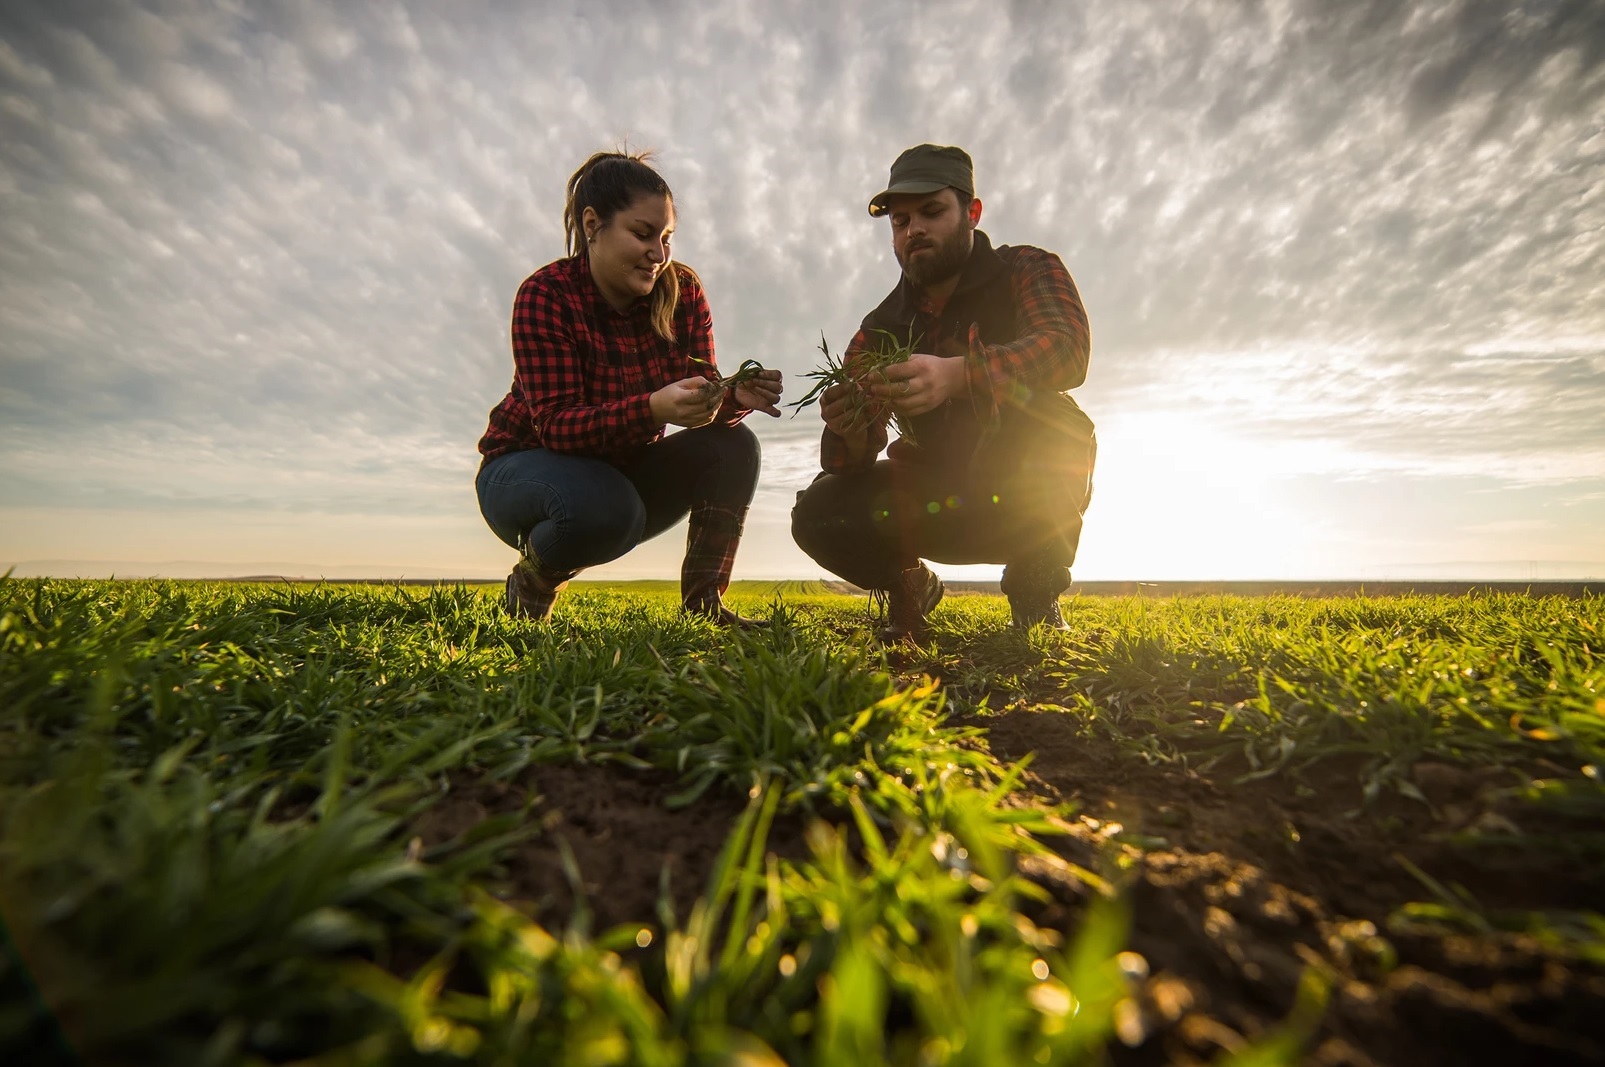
top-left (1067, 411), bottom-right (1322, 580)
top-left (927, 408), bottom-right (1329, 583)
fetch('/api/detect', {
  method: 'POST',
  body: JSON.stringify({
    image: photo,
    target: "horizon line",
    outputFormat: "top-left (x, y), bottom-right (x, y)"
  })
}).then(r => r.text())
top-left (6, 573), bottom-right (1603, 588)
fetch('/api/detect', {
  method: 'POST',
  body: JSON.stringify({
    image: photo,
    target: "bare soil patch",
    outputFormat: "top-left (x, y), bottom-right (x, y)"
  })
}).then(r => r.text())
top-left (978, 706), bottom-right (1605, 1066)
top-left (411, 762), bottom-right (810, 933)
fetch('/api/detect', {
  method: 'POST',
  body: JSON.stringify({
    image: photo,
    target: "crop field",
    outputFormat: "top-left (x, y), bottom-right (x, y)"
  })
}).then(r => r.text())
top-left (2, 579), bottom-right (1602, 1065)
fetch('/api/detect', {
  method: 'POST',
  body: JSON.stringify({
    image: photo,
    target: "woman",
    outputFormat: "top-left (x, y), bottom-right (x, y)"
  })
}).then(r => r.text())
top-left (476, 150), bottom-right (783, 624)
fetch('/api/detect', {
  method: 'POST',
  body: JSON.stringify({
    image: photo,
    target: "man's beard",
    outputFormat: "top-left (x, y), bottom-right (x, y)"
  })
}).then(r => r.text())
top-left (898, 230), bottom-right (971, 288)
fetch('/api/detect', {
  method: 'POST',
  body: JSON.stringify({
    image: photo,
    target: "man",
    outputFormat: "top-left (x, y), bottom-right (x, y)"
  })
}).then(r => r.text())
top-left (791, 144), bottom-right (1096, 642)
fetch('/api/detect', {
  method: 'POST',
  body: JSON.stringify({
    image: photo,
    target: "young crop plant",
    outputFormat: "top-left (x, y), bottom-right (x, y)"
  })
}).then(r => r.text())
top-left (788, 330), bottom-right (923, 445)
top-left (691, 357), bottom-right (773, 400)
top-left (711, 358), bottom-right (772, 390)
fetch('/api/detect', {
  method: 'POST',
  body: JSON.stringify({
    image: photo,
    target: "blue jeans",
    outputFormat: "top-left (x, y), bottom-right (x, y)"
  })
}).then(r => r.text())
top-left (476, 422), bottom-right (761, 571)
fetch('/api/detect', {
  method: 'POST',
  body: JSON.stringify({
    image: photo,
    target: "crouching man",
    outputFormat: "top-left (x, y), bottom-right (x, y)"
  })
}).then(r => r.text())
top-left (792, 144), bottom-right (1096, 642)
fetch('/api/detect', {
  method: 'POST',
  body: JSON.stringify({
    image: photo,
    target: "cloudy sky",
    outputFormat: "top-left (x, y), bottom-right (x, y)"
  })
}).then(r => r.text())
top-left (2, 0), bottom-right (1603, 582)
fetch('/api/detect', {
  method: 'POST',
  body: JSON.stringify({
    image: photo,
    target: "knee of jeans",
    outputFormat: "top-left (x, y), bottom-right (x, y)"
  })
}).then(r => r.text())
top-left (554, 497), bottom-right (646, 561)
top-left (788, 503), bottom-right (816, 552)
top-left (790, 488), bottom-right (839, 555)
top-left (716, 421), bottom-right (761, 482)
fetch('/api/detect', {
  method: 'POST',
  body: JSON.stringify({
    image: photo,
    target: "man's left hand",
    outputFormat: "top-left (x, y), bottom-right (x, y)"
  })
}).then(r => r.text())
top-left (868, 354), bottom-right (967, 417)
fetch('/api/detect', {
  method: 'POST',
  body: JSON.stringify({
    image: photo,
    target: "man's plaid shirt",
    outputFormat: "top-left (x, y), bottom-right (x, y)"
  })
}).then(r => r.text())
top-left (821, 243), bottom-right (1089, 474)
top-left (478, 255), bottom-right (748, 466)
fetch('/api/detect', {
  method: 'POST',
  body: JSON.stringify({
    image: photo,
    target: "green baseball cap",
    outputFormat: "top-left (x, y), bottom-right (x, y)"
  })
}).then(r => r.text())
top-left (867, 144), bottom-right (975, 217)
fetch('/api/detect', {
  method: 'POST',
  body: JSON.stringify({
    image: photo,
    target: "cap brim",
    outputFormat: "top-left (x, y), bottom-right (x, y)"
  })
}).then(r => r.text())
top-left (867, 180), bottom-right (951, 217)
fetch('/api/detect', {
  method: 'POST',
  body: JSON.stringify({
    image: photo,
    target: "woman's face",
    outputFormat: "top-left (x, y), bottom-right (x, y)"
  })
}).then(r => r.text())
top-left (584, 193), bottom-right (675, 311)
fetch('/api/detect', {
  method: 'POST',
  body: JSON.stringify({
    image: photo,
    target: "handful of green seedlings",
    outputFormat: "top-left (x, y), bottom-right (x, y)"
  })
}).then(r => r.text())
top-left (693, 357), bottom-right (771, 400)
top-left (711, 358), bottom-right (772, 389)
top-left (788, 329), bottom-right (921, 443)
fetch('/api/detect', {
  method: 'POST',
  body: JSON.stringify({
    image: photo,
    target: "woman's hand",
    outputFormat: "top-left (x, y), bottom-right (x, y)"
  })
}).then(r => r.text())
top-left (651, 377), bottom-right (724, 429)
top-left (733, 368), bottom-right (784, 417)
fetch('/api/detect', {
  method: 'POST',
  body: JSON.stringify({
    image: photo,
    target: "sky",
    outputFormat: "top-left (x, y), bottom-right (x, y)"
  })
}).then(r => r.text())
top-left (2, 0), bottom-right (1603, 582)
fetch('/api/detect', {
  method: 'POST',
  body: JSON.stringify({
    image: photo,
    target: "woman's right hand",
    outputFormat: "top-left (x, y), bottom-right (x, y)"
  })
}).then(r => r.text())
top-left (651, 377), bottom-right (723, 428)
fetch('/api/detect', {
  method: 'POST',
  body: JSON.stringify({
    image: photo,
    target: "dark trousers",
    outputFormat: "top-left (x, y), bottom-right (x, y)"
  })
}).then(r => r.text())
top-left (791, 446), bottom-right (1094, 591)
top-left (476, 422), bottom-right (760, 571)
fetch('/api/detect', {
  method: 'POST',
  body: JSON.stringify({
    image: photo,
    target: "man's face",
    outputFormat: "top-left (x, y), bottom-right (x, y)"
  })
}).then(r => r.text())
top-left (887, 188), bottom-right (976, 288)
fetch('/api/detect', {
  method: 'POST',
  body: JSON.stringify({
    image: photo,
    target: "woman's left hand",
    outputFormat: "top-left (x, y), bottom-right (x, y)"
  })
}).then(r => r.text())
top-left (733, 368), bottom-right (784, 417)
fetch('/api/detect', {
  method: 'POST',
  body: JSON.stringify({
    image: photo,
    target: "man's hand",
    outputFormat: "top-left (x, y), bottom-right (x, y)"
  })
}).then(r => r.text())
top-left (733, 368), bottom-right (784, 417)
top-left (651, 377), bottom-right (723, 429)
top-left (818, 380), bottom-right (882, 468)
top-left (819, 381), bottom-right (885, 438)
top-left (867, 353), bottom-right (968, 417)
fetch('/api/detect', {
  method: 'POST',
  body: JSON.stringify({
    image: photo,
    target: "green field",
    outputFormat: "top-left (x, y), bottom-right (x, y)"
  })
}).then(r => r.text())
top-left (3, 580), bottom-right (1602, 1065)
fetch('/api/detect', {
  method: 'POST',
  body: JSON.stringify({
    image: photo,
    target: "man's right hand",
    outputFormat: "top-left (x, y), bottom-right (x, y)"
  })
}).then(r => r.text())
top-left (819, 381), bottom-right (877, 439)
top-left (651, 377), bottom-right (723, 429)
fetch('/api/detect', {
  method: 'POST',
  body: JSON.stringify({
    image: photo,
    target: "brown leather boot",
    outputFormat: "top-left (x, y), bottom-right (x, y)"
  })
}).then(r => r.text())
top-left (504, 546), bottom-right (578, 622)
top-left (681, 503), bottom-right (768, 628)
top-left (1000, 559), bottom-right (1071, 631)
top-left (876, 563), bottom-right (944, 644)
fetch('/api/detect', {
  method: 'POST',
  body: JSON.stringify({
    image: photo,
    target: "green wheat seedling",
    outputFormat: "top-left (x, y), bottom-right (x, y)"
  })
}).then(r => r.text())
top-left (713, 358), bottom-right (771, 389)
top-left (788, 330), bottom-right (923, 445)
top-left (691, 357), bottom-right (772, 400)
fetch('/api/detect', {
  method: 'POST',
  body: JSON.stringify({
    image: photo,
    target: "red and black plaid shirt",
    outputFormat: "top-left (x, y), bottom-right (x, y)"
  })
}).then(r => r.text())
top-left (478, 256), bottom-right (747, 466)
top-left (822, 243), bottom-right (1089, 474)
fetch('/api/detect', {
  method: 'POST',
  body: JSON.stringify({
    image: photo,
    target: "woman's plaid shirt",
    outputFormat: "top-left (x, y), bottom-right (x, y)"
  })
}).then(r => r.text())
top-left (478, 256), bottom-right (747, 466)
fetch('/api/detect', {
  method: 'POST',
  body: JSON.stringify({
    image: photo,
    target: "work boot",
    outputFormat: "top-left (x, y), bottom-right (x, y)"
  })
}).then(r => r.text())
top-left (682, 502), bottom-right (768, 629)
top-left (1000, 559), bottom-right (1071, 631)
top-left (876, 563), bottom-right (944, 644)
top-left (504, 542), bottom-right (578, 622)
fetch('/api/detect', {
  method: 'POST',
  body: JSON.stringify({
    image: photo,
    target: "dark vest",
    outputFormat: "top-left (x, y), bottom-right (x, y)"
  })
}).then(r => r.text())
top-left (859, 230), bottom-right (1093, 475)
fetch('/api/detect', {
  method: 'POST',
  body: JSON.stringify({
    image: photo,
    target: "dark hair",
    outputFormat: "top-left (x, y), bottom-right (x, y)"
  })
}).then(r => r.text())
top-left (563, 150), bottom-right (694, 343)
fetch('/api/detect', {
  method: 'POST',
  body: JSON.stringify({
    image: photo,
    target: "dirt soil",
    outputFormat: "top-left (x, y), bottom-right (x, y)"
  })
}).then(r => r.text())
top-left (411, 762), bottom-right (812, 933)
top-left (410, 717), bottom-right (1605, 1066)
top-left (979, 707), bottom-right (1605, 1067)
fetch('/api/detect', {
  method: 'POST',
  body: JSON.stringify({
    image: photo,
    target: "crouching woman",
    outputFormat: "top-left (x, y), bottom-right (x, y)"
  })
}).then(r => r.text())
top-left (475, 151), bottom-right (783, 624)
